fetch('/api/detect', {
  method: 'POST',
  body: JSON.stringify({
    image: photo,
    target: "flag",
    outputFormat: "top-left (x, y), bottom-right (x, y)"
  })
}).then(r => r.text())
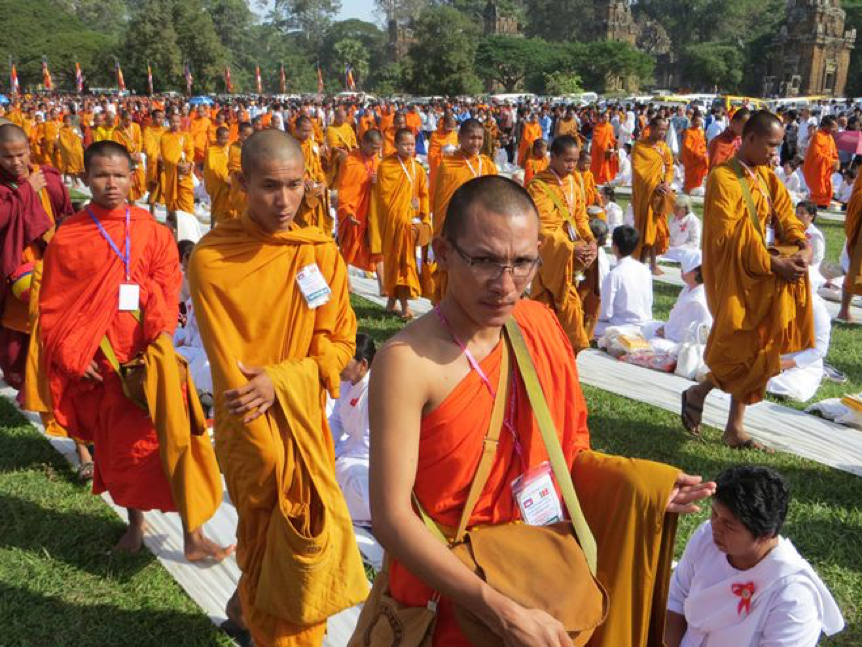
top-left (280, 63), bottom-right (286, 94)
top-left (147, 61), bottom-right (154, 95)
top-left (9, 61), bottom-right (19, 95)
top-left (346, 64), bottom-right (356, 91)
top-left (116, 61), bottom-right (125, 92)
top-left (75, 62), bottom-right (83, 93)
top-left (224, 66), bottom-right (233, 93)
top-left (255, 65), bottom-right (262, 95)
top-left (42, 56), bottom-right (52, 91)
top-left (184, 62), bottom-right (193, 95)
top-left (317, 63), bottom-right (324, 95)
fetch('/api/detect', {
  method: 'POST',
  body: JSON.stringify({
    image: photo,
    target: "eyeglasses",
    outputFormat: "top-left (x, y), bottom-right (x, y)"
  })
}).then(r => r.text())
top-left (448, 239), bottom-right (541, 280)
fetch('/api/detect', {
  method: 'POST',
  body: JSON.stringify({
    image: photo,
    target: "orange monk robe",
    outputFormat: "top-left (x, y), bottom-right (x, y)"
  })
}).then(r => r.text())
top-left (325, 123), bottom-right (358, 187)
top-left (379, 109), bottom-right (394, 134)
top-left (57, 126), bottom-right (84, 176)
top-left (481, 119), bottom-right (498, 158)
top-left (405, 111), bottom-right (422, 136)
top-left (556, 117), bottom-right (580, 141)
top-left (383, 127), bottom-right (398, 157)
top-left (297, 137), bottom-right (332, 234)
top-left (631, 140), bottom-right (674, 258)
top-left (368, 154), bottom-right (431, 298)
top-left (427, 129), bottom-right (458, 195)
top-left (707, 128), bottom-right (738, 169)
top-left (188, 213), bottom-right (368, 647)
top-left (143, 125), bottom-right (166, 206)
top-left (590, 122), bottom-right (619, 184)
top-left (39, 205), bottom-right (181, 512)
top-left (703, 162), bottom-right (815, 405)
top-left (843, 172), bottom-right (862, 297)
top-left (92, 125), bottom-right (115, 143)
top-left (357, 112), bottom-right (376, 140)
top-left (528, 168), bottom-right (598, 353)
top-left (681, 127), bottom-right (708, 194)
top-left (522, 154), bottom-right (549, 186)
top-left (42, 119), bottom-right (62, 169)
top-left (517, 120), bottom-right (542, 166)
top-left (803, 129), bottom-right (839, 208)
top-left (576, 168), bottom-right (602, 208)
top-left (190, 116), bottom-right (211, 165)
top-left (335, 149), bottom-right (380, 272)
top-left (388, 300), bottom-right (680, 647)
top-left (159, 131), bottom-right (195, 213)
top-left (227, 142), bottom-right (246, 219)
top-left (203, 144), bottom-right (232, 225)
top-left (112, 123), bottom-right (147, 202)
top-left (28, 123), bottom-right (44, 166)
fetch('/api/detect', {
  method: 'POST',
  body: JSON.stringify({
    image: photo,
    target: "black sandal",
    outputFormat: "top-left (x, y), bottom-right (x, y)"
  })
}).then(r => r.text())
top-left (680, 390), bottom-right (703, 437)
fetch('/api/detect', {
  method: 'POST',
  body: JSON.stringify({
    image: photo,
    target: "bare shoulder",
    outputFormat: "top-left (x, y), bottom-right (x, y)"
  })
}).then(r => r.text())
top-left (371, 313), bottom-right (444, 399)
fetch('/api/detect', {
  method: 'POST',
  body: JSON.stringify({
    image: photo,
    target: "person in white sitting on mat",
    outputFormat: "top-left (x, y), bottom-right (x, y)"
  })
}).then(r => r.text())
top-left (594, 225), bottom-right (653, 338)
top-left (664, 194), bottom-right (702, 264)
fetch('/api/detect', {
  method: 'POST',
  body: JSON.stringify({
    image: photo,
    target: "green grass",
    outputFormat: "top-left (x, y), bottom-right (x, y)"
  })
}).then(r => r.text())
top-left (1, 294), bottom-right (858, 644)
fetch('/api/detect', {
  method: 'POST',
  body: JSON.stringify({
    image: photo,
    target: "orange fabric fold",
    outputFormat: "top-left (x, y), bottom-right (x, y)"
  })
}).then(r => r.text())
top-left (336, 149), bottom-right (380, 271)
top-left (681, 128), bottom-right (708, 193)
top-left (803, 130), bottom-right (839, 207)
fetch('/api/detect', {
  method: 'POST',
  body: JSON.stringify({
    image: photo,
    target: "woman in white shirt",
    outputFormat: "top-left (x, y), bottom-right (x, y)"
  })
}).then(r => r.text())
top-left (328, 333), bottom-right (376, 525)
top-left (666, 466), bottom-right (844, 647)
top-left (665, 194), bottom-right (702, 264)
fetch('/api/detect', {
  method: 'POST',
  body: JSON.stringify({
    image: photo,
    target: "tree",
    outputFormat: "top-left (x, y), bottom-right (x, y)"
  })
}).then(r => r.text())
top-left (843, 0), bottom-right (862, 96)
top-left (524, 0), bottom-right (593, 42)
top-left (122, 0), bottom-right (183, 93)
top-left (404, 6), bottom-right (481, 95)
top-left (476, 36), bottom-right (561, 92)
top-left (543, 71), bottom-right (583, 95)
top-left (269, 0), bottom-right (342, 53)
top-left (682, 42), bottom-right (745, 91)
top-left (319, 19), bottom-right (386, 87)
top-left (578, 41), bottom-right (655, 91)
top-left (174, 0), bottom-right (227, 92)
top-left (333, 39), bottom-right (370, 89)
top-left (367, 61), bottom-right (405, 95)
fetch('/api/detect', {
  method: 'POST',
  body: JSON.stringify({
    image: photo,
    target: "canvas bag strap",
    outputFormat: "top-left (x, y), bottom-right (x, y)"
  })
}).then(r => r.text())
top-left (99, 309), bottom-right (142, 374)
top-left (503, 318), bottom-right (598, 576)
top-left (731, 157), bottom-right (765, 242)
top-left (535, 180), bottom-right (579, 238)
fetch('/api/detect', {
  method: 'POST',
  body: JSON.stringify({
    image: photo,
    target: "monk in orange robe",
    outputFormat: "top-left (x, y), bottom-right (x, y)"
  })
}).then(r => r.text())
top-left (203, 126), bottom-right (232, 225)
top-left (802, 116), bottom-right (840, 208)
top-left (427, 116), bottom-right (458, 195)
top-left (41, 109), bottom-right (62, 170)
top-left (522, 138), bottom-right (548, 185)
top-left (39, 140), bottom-right (232, 559)
top-left (383, 111), bottom-right (407, 158)
top-left (576, 150), bottom-right (602, 208)
top-left (190, 106), bottom-right (211, 166)
top-left (91, 112), bottom-right (115, 143)
top-left (189, 130), bottom-right (368, 647)
top-left (112, 110), bottom-right (146, 202)
top-left (528, 135), bottom-right (599, 353)
top-left (335, 129), bottom-right (382, 274)
top-left (431, 119), bottom-right (498, 302)
top-left (143, 108), bottom-right (166, 213)
top-left (325, 107), bottom-right (358, 187)
top-left (228, 122), bottom-right (254, 220)
top-left (555, 106), bottom-right (580, 141)
top-left (369, 128), bottom-right (431, 319)
top-left (368, 174), bottom-right (715, 647)
top-left (294, 115), bottom-right (331, 233)
top-left (682, 112), bottom-right (814, 452)
top-left (590, 113), bottom-right (618, 184)
top-left (517, 113), bottom-right (542, 166)
top-left (405, 105), bottom-right (423, 136)
top-left (707, 108), bottom-right (749, 169)
top-left (57, 114), bottom-right (84, 185)
top-left (357, 109), bottom-right (377, 140)
top-left (681, 115), bottom-right (708, 194)
top-left (838, 170), bottom-right (862, 322)
top-left (159, 113), bottom-right (195, 214)
top-left (631, 117), bottom-right (674, 274)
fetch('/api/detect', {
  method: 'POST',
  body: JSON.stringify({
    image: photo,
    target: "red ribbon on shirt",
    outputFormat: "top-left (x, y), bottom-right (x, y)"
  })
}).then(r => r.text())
top-left (732, 581), bottom-right (756, 616)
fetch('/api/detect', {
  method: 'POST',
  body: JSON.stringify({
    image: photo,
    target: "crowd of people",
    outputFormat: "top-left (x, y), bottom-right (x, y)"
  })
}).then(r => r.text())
top-left (0, 89), bottom-right (856, 647)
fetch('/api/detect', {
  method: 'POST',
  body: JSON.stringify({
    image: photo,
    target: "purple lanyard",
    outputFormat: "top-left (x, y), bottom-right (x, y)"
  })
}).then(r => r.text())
top-left (88, 206), bottom-right (131, 280)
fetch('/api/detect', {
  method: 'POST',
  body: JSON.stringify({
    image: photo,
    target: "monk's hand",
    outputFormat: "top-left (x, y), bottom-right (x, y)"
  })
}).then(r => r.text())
top-left (666, 473), bottom-right (716, 514)
top-left (27, 170), bottom-right (47, 193)
top-left (225, 361), bottom-right (275, 423)
top-left (304, 179), bottom-right (315, 193)
top-left (771, 255), bottom-right (808, 283)
top-left (496, 602), bottom-right (570, 647)
top-left (656, 182), bottom-right (670, 196)
top-left (81, 359), bottom-right (103, 384)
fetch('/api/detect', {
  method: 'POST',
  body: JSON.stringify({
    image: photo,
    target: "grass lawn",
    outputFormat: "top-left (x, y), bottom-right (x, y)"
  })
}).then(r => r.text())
top-left (0, 293), bottom-right (858, 644)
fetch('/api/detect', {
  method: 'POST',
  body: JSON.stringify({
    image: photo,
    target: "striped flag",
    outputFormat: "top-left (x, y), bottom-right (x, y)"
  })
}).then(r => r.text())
top-left (116, 61), bottom-right (125, 92)
top-left (184, 62), bottom-right (193, 95)
top-left (255, 65), bottom-right (262, 95)
top-left (75, 61), bottom-right (83, 93)
top-left (9, 61), bottom-right (19, 95)
top-left (147, 61), bottom-right (154, 95)
top-left (280, 63), bottom-right (286, 94)
top-left (224, 66), bottom-right (233, 93)
top-left (345, 64), bottom-right (356, 91)
top-left (317, 63), bottom-right (324, 95)
top-left (42, 56), bottom-right (53, 91)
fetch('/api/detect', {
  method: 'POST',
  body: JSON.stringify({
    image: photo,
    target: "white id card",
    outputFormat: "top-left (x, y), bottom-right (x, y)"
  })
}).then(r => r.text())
top-left (296, 263), bottom-right (332, 309)
top-left (511, 462), bottom-right (563, 527)
top-left (411, 197), bottom-right (420, 210)
top-left (118, 283), bottom-right (140, 312)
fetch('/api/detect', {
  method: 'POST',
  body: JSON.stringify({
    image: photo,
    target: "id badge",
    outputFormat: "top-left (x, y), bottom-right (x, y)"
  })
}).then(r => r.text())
top-left (296, 263), bottom-right (331, 309)
top-left (118, 283), bottom-right (140, 312)
top-left (511, 462), bottom-right (563, 527)
top-left (411, 197), bottom-right (420, 211)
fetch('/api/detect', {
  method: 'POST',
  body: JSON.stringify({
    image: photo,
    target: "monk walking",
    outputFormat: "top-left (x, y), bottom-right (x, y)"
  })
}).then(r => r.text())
top-left (681, 112), bottom-right (814, 451)
top-left (326, 106), bottom-right (358, 186)
top-left (707, 108), bottom-right (750, 169)
top-left (189, 130), bottom-right (367, 647)
top-left (681, 115), bottom-right (708, 194)
top-left (39, 141), bottom-right (233, 559)
top-left (294, 115), bottom-right (331, 233)
top-left (370, 128), bottom-right (431, 319)
top-left (203, 126), bottom-right (232, 225)
top-left (590, 112), bottom-right (618, 184)
top-left (159, 112), bottom-right (195, 216)
top-left (367, 174), bottom-right (714, 647)
top-left (57, 114), bottom-right (84, 186)
top-left (802, 115), bottom-right (840, 209)
top-left (143, 108), bottom-right (166, 214)
top-left (112, 110), bottom-right (146, 203)
top-left (837, 165), bottom-right (862, 322)
top-left (228, 122), bottom-right (254, 219)
top-left (427, 115), bottom-right (458, 195)
top-left (631, 117), bottom-right (674, 274)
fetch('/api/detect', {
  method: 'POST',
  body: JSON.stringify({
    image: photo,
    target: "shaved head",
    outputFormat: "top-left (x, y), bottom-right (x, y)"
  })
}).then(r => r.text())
top-left (443, 176), bottom-right (538, 242)
top-left (362, 129), bottom-right (383, 144)
top-left (742, 110), bottom-right (782, 138)
top-left (0, 124), bottom-right (29, 145)
top-left (459, 118), bottom-right (484, 136)
top-left (240, 129), bottom-right (302, 176)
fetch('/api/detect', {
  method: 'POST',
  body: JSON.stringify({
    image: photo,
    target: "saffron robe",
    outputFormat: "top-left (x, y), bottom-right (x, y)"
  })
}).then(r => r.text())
top-left (335, 149), bottom-right (380, 272)
top-left (112, 123), bottom-right (147, 202)
top-left (802, 130), bottom-right (839, 207)
top-left (160, 132), bottom-right (195, 213)
top-left (190, 116), bottom-right (211, 164)
top-left (843, 171), bottom-right (862, 296)
top-left (703, 161), bottom-right (814, 404)
top-left (590, 122), bottom-right (619, 184)
top-left (368, 154), bottom-right (431, 298)
top-left (577, 169), bottom-right (602, 208)
top-left (427, 129), bottom-right (458, 195)
top-left (523, 154), bottom-right (549, 186)
top-left (518, 121), bottom-right (542, 167)
top-left (203, 144), bottom-right (232, 225)
top-left (297, 138), bottom-right (331, 234)
top-left (227, 142), bottom-right (246, 219)
top-left (144, 125), bottom-right (166, 206)
top-left (325, 123), bottom-right (358, 187)
top-left (681, 128), bottom-right (708, 194)
top-left (189, 212), bottom-right (367, 647)
top-left (706, 129), bottom-right (738, 169)
top-left (388, 300), bottom-right (680, 647)
top-left (631, 140), bottom-right (674, 258)
top-left (57, 126), bottom-right (84, 176)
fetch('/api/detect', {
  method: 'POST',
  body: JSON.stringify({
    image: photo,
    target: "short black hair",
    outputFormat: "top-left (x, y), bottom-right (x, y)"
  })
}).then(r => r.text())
top-left (612, 224), bottom-right (639, 256)
top-left (589, 218), bottom-right (608, 247)
top-left (601, 186), bottom-right (616, 200)
top-left (84, 140), bottom-right (133, 173)
top-left (443, 176), bottom-right (538, 242)
top-left (731, 107), bottom-right (751, 123)
top-left (394, 127), bottom-right (414, 144)
top-left (354, 333), bottom-right (376, 365)
top-left (714, 465), bottom-right (790, 539)
top-left (550, 134), bottom-right (579, 157)
top-left (820, 115), bottom-right (837, 129)
top-left (177, 239), bottom-right (195, 260)
top-left (459, 118), bottom-right (484, 136)
top-left (796, 200), bottom-right (818, 218)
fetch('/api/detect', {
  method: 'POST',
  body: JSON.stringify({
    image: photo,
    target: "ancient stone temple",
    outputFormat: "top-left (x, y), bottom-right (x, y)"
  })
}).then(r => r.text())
top-left (764, 0), bottom-right (856, 97)
top-left (592, 0), bottom-right (638, 45)
top-left (483, 1), bottom-right (520, 37)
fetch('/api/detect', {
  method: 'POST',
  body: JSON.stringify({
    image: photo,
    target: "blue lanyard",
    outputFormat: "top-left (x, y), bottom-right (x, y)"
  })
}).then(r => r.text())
top-left (87, 207), bottom-right (131, 280)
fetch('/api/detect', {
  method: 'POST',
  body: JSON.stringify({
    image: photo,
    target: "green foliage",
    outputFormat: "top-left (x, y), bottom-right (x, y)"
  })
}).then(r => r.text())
top-left (682, 42), bottom-right (745, 92)
top-left (269, 0), bottom-right (342, 53)
top-left (543, 70), bottom-right (583, 95)
top-left (404, 6), bottom-right (482, 96)
top-left (523, 0), bottom-right (593, 42)
top-left (843, 1), bottom-right (862, 96)
top-left (319, 20), bottom-right (386, 90)
top-left (367, 62), bottom-right (406, 96)
top-left (476, 36), bottom-right (560, 92)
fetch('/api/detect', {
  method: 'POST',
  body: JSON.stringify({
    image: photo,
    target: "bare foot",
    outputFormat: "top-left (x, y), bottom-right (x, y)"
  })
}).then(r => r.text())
top-left (183, 527), bottom-right (236, 563)
top-left (652, 266), bottom-right (664, 276)
top-left (401, 308), bottom-right (415, 321)
top-left (226, 588), bottom-right (247, 631)
top-left (835, 309), bottom-right (854, 323)
top-left (115, 509), bottom-right (146, 553)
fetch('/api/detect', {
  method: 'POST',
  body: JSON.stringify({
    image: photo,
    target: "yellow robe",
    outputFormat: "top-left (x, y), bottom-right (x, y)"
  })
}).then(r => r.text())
top-left (92, 126), bottom-right (114, 143)
top-left (227, 142), bottom-right (246, 219)
top-left (42, 120), bottom-right (61, 169)
top-left (325, 123), bottom-right (358, 186)
top-left (188, 212), bottom-right (368, 647)
top-left (528, 169), bottom-right (598, 353)
top-left (144, 125), bottom-right (166, 206)
top-left (703, 161), bottom-right (814, 404)
top-left (203, 145), bottom-right (232, 225)
top-left (844, 171), bottom-right (862, 296)
top-left (57, 126), bottom-right (84, 175)
top-left (297, 138), bottom-right (331, 234)
top-left (631, 140), bottom-right (674, 259)
top-left (112, 124), bottom-right (146, 202)
top-left (369, 154), bottom-right (431, 298)
top-left (159, 132), bottom-right (195, 213)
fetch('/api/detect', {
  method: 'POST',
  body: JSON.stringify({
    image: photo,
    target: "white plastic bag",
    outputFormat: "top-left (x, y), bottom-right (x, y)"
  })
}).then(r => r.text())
top-left (675, 322), bottom-right (710, 380)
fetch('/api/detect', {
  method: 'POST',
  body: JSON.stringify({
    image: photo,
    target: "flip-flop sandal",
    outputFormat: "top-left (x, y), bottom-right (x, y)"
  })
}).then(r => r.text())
top-left (220, 619), bottom-right (253, 647)
top-left (76, 461), bottom-right (94, 482)
top-left (400, 311), bottom-right (415, 321)
top-left (680, 390), bottom-right (703, 437)
top-left (824, 364), bottom-right (848, 384)
top-left (726, 439), bottom-right (775, 454)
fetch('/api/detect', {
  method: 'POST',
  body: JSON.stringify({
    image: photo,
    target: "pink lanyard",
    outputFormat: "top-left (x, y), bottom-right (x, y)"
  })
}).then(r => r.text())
top-left (435, 305), bottom-right (495, 396)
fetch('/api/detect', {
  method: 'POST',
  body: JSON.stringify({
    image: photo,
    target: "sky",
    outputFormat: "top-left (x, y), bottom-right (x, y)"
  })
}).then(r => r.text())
top-left (337, 0), bottom-right (379, 23)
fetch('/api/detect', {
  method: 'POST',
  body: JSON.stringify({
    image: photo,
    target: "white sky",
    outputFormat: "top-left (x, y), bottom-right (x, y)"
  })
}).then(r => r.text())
top-left (337, 0), bottom-right (378, 23)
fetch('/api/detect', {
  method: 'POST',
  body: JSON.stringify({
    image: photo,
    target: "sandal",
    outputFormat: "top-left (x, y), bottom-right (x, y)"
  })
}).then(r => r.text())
top-left (220, 619), bottom-right (253, 647)
top-left (680, 390), bottom-right (703, 437)
top-left (76, 461), bottom-right (95, 482)
top-left (726, 439), bottom-right (775, 454)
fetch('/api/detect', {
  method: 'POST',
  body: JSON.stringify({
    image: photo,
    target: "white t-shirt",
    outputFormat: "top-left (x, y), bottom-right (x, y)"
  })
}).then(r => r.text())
top-left (605, 201), bottom-right (624, 233)
top-left (598, 256), bottom-right (653, 327)
top-left (328, 373), bottom-right (371, 461)
top-left (669, 212), bottom-right (702, 249)
top-left (664, 284), bottom-right (712, 343)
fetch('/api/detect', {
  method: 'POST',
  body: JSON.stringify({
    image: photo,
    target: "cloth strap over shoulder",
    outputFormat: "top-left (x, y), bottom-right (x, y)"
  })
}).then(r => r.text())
top-left (534, 180), bottom-right (578, 237)
top-left (730, 157), bottom-right (764, 241)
